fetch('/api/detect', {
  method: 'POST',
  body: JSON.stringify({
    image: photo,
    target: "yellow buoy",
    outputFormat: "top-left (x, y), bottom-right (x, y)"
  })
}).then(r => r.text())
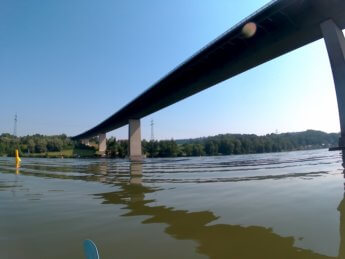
top-left (15, 149), bottom-right (21, 168)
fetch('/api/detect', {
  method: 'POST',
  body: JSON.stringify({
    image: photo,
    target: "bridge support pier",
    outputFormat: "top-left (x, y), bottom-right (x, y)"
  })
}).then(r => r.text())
top-left (99, 133), bottom-right (106, 156)
top-left (129, 119), bottom-right (142, 161)
top-left (321, 20), bottom-right (345, 148)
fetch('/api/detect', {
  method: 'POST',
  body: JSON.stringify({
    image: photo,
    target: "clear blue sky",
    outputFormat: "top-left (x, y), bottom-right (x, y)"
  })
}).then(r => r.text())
top-left (0, 0), bottom-right (341, 140)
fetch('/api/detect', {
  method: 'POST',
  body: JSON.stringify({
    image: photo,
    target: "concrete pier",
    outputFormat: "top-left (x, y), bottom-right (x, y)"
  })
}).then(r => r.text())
top-left (128, 119), bottom-right (142, 161)
top-left (99, 133), bottom-right (106, 155)
top-left (321, 20), bottom-right (345, 147)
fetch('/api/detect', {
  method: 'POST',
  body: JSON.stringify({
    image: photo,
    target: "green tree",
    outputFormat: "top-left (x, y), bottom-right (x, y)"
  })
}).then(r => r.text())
top-left (35, 139), bottom-right (47, 153)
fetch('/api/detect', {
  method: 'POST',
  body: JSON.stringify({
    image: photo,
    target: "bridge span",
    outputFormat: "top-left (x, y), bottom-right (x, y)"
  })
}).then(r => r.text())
top-left (73, 0), bottom-right (345, 160)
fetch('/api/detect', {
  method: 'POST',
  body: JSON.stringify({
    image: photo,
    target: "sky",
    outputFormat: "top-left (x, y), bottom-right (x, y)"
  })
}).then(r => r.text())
top-left (0, 0), bottom-right (341, 140)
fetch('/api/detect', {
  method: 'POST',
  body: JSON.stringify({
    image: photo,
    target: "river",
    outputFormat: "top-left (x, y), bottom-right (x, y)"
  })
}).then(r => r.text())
top-left (1, 149), bottom-right (344, 258)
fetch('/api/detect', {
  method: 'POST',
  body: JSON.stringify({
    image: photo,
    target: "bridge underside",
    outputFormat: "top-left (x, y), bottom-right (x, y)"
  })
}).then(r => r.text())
top-left (72, 0), bottom-right (345, 158)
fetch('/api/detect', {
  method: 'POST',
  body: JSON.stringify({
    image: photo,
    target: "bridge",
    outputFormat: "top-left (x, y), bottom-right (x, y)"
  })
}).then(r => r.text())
top-left (73, 0), bottom-right (345, 160)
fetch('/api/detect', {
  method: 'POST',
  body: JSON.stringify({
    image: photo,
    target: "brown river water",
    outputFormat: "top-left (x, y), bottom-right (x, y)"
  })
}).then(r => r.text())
top-left (1, 149), bottom-right (345, 259)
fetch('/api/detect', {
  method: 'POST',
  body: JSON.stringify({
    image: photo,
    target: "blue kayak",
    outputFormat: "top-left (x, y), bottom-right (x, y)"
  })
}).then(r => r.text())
top-left (83, 240), bottom-right (100, 259)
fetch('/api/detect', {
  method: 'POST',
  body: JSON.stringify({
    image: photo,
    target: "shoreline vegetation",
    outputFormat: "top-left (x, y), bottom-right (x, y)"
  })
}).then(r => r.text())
top-left (0, 130), bottom-right (339, 159)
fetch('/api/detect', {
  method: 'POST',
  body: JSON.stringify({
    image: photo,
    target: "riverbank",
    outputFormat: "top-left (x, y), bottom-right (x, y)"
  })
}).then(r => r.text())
top-left (4, 146), bottom-right (336, 160)
top-left (19, 149), bottom-right (96, 158)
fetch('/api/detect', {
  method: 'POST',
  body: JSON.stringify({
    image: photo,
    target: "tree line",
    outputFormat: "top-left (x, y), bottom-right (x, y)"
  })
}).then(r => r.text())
top-left (107, 130), bottom-right (339, 158)
top-left (0, 130), bottom-right (339, 158)
top-left (0, 133), bottom-right (92, 156)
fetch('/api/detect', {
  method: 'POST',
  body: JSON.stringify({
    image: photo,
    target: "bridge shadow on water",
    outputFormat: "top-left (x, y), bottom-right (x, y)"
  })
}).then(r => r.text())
top-left (93, 161), bottom-right (345, 259)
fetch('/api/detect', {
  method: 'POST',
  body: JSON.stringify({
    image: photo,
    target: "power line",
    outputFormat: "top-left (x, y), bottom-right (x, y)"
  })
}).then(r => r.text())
top-left (151, 119), bottom-right (154, 141)
top-left (13, 113), bottom-right (17, 137)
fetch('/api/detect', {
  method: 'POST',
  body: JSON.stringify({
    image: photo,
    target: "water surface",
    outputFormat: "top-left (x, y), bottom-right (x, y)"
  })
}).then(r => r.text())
top-left (1, 149), bottom-right (344, 258)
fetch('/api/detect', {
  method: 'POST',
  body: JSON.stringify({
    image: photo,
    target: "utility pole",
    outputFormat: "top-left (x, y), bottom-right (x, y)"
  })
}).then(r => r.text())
top-left (150, 119), bottom-right (154, 141)
top-left (13, 113), bottom-right (17, 137)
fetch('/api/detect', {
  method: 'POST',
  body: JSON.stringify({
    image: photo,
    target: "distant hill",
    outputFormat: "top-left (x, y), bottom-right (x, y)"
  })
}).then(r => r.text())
top-left (176, 130), bottom-right (339, 146)
top-left (143, 130), bottom-right (340, 157)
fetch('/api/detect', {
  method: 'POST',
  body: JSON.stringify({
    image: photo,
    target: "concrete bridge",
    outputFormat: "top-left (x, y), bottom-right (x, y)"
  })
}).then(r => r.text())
top-left (73, 0), bottom-right (345, 160)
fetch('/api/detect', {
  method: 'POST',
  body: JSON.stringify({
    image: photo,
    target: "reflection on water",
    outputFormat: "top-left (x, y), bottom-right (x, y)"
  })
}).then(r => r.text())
top-left (99, 185), bottom-right (330, 258)
top-left (0, 149), bottom-right (345, 258)
top-left (96, 170), bottom-right (344, 258)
